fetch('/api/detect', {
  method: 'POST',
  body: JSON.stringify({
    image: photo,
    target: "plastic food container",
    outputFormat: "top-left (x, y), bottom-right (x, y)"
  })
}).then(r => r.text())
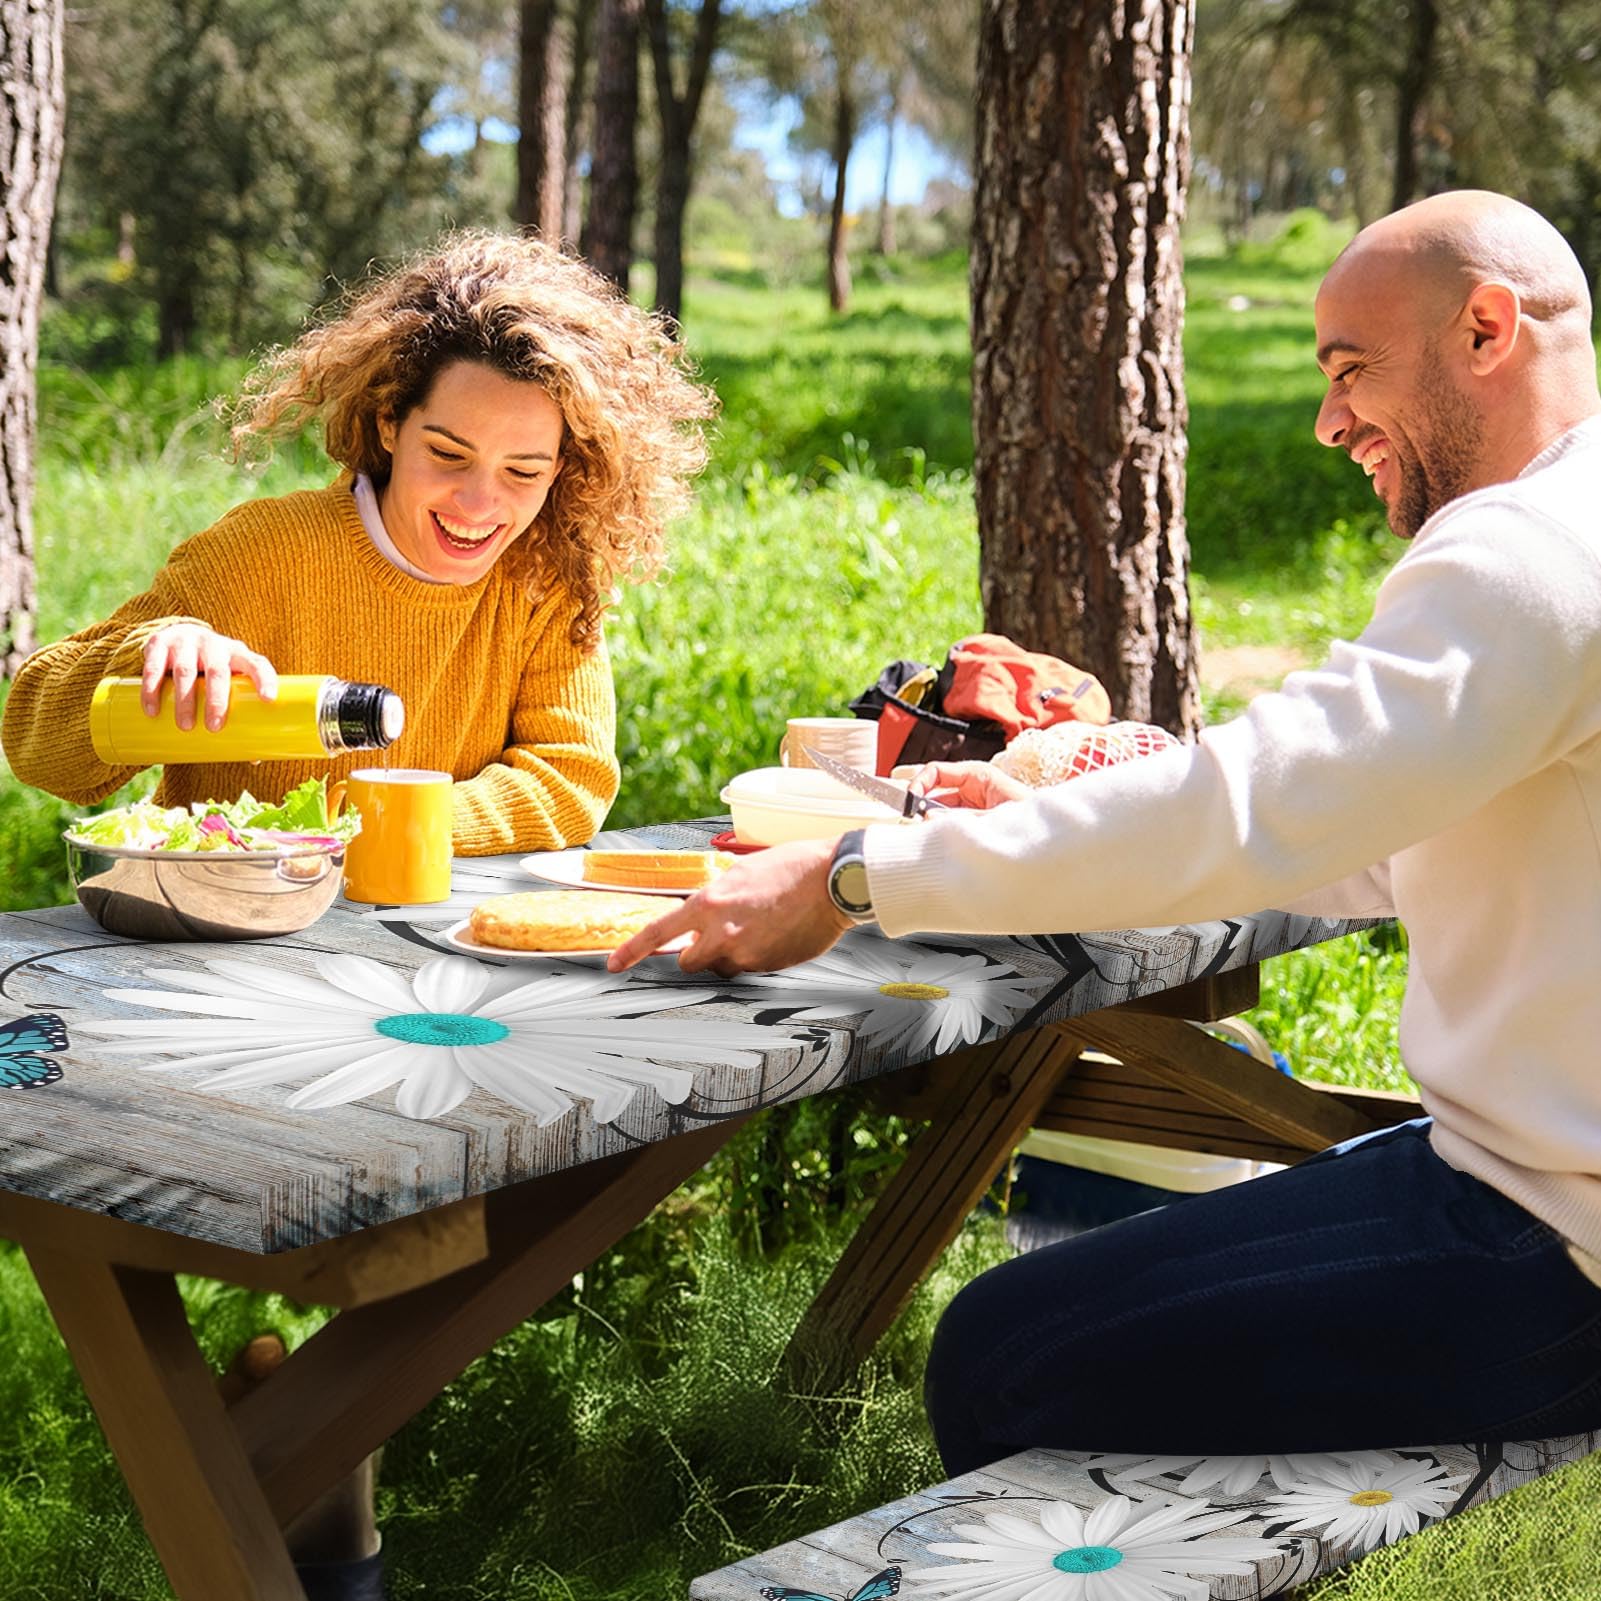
top-left (718, 766), bottom-right (913, 846)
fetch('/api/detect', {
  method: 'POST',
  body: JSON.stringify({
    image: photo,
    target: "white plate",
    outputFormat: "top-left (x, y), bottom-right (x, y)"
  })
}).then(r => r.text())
top-left (519, 846), bottom-right (717, 897)
top-left (441, 917), bottom-right (691, 964)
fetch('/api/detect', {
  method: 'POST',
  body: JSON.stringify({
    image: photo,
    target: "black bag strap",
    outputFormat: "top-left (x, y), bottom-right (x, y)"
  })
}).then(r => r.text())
top-left (848, 658), bottom-right (934, 721)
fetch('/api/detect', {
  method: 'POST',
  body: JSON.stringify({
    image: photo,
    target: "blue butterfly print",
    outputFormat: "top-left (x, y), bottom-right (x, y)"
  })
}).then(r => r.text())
top-left (760, 1568), bottom-right (900, 1601)
top-left (0, 1013), bottom-right (68, 1090)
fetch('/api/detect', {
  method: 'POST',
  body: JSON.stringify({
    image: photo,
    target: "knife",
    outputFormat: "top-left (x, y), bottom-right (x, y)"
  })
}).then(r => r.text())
top-left (802, 746), bottom-right (950, 819)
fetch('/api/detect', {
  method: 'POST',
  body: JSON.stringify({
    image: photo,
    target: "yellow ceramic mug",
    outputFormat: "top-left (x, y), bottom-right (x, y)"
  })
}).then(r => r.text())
top-left (341, 768), bottom-right (454, 905)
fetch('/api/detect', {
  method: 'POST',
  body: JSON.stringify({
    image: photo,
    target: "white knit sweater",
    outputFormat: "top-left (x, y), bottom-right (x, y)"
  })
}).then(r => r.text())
top-left (867, 415), bottom-right (1601, 1259)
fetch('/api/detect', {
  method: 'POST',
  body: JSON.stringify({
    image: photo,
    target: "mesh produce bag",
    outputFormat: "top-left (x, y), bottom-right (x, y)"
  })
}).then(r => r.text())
top-left (992, 720), bottom-right (1182, 787)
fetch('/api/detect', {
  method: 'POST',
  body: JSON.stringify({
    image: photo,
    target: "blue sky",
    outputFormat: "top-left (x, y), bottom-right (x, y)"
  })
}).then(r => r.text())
top-left (732, 94), bottom-right (966, 215)
top-left (431, 98), bottom-right (964, 219)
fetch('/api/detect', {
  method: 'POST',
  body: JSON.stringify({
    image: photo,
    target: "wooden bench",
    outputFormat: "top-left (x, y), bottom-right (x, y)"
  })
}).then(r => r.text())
top-left (785, 970), bottom-right (1410, 1391)
top-left (689, 1435), bottom-right (1600, 1598)
top-left (705, 988), bottom-right (1600, 1598)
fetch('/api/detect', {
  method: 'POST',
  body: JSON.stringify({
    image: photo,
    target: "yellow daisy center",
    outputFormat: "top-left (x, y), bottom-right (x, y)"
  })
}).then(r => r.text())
top-left (1349, 1490), bottom-right (1393, 1507)
top-left (877, 982), bottom-right (950, 1001)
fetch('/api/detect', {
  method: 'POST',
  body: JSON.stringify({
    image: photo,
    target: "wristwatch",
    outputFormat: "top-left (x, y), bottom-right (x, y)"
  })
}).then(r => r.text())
top-left (826, 828), bottom-right (874, 923)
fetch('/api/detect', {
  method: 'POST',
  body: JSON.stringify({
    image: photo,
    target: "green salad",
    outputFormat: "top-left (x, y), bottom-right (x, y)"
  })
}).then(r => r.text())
top-left (67, 777), bottom-right (360, 853)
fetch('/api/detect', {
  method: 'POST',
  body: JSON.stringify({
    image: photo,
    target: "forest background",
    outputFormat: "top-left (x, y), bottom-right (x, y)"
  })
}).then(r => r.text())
top-left (2, 0), bottom-right (1601, 1597)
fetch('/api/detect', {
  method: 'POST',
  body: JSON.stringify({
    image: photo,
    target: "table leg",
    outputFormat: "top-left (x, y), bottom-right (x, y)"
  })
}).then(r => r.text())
top-left (19, 1117), bottom-right (746, 1599)
top-left (24, 1250), bottom-right (305, 1601)
top-left (784, 1025), bottom-right (1086, 1389)
top-left (221, 1335), bottom-right (382, 1567)
top-left (232, 1118), bottom-right (746, 1528)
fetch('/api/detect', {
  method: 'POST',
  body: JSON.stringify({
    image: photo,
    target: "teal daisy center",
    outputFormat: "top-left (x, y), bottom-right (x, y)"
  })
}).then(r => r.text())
top-left (375, 1012), bottom-right (509, 1048)
top-left (1052, 1545), bottom-right (1125, 1574)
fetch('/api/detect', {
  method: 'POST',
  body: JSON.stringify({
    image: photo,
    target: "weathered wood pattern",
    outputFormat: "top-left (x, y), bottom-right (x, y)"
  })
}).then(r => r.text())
top-left (0, 817), bottom-right (1379, 1252)
top-left (688, 1437), bottom-right (1601, 1600)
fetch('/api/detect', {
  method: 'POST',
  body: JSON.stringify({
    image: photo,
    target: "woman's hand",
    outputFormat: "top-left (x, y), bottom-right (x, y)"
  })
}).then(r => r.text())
top-left (898, 760), bottom-right (1032, 809)
top-left (141, 624), bottom-right (279, 732)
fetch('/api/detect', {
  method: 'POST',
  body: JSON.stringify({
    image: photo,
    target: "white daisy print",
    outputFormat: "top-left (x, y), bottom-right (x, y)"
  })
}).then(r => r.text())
top-left (1264, 1456), bottom-right (1466, 1555)
top-left (76, 953), bottom-right (807, 1124)
top-left (737, 932), bottom-right (1047, 1057)
top-left (1086, 1450), bottom-right (1400, 1498)
top-left (904, 1494), bottom-right (1288, 1601)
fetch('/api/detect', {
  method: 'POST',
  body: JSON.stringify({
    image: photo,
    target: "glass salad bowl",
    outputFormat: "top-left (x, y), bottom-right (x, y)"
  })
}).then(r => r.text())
top-left (64, 835), bottom-right (347, 941)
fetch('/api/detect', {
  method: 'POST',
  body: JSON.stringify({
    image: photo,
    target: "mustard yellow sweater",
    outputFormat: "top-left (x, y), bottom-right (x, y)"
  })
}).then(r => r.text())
top-left (2, 476), bottom-right (619, 854)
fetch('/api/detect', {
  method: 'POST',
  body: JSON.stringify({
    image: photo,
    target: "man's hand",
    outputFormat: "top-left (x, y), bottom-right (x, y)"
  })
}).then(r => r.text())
top-left (141, 624), bottom-right (279, 732)
top-left (607, 837), bottom-right (853, 978)
top-left (899, 760), bottom-right (1031, 809)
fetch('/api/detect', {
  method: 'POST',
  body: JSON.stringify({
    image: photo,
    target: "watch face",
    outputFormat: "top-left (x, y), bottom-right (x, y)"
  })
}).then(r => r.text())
top-left (832, 859), bottom-right (872, 917)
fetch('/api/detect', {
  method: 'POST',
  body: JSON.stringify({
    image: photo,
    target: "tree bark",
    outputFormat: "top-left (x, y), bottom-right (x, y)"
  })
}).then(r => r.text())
top-left (516, 0), bottom-right (567, 238)
top-left (645, 0), bottom-right (721, 329)
top-left (1, 0), bottom-right (65, 679)
top-left (1390, 0), bottom-right (1437, 212)
top-left (563, 0), bottom-right (597, 247)
top-left (826, 77), bottom-right (854, 314)
top-left (971, 0), bottom-right (1201, 737)
top-left (582, 0), bottom-right (642, 290)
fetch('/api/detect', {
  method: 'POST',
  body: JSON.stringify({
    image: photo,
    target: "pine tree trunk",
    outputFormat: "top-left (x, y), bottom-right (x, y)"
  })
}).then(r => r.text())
top-left (156, 273), bottom-right (199, 359)
top-left (516, 0), bottom-right (567, 238)
top-left (1336, 84), bottom-right (1374, 231)
top-left (826, 81), bottom-right (853, 314)
top-left (583, 0), bottom-right (641, 290)
top-left (654, 140), bottom-right (689, 328)
top-left (972, 0), bottom-right (1200, 736)
top-left (1, 0), bottom-right (65, 679)
top-left (1390, 0), bottom-right (1437, 211)
top-left (563, 0), bottom-right (597, 247)
top-left (876, 74), bottom-right (901, 257)
top-left (645, 0), bottom-right (720, 329)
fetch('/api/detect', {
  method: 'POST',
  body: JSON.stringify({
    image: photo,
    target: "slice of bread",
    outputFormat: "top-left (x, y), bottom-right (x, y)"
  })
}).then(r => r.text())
top-left (580, 849), bottom-right (734, 890)
top-left (468, 890), bottom-right (664, 951)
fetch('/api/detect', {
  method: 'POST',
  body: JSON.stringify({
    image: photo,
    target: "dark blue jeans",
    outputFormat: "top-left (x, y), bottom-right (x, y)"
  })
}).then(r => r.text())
top-left (925, 1120), bottom-right (1601, 1476)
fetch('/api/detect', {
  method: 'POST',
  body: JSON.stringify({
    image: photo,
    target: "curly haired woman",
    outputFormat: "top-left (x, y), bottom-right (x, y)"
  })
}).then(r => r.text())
top-left (3, 232), bottom-right (716, 853)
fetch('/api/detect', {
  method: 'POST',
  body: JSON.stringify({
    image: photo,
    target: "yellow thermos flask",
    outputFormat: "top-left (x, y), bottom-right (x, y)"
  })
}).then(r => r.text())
top-left (89, 675), bottom-right (405, 766)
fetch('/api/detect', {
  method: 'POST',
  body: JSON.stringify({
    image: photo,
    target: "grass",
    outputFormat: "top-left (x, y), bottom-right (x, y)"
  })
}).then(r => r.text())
top-left (8, 218), bottom-right (1585, 1598)
top-left (0, 1196), bottom-right (1013, 1601)
top-left (1300, 1454), bottom-right (1601, 1601)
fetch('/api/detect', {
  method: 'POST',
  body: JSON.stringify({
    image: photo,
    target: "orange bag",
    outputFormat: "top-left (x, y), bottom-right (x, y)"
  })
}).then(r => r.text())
top-left (940, 634), bottom-right (1112, 737)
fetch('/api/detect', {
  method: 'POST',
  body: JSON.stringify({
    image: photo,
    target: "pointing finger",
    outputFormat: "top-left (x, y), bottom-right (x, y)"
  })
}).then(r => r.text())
top-left (608, 897), bottom-right (697, 972)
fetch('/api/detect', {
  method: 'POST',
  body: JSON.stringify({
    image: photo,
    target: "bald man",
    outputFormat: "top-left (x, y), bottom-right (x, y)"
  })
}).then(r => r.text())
top-left (614, 191), bottom-right (1601, 1465)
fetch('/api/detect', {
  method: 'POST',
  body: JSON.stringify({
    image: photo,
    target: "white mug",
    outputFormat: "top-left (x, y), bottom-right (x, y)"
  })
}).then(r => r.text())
top-left (779, 717), bottom-right (878, 774)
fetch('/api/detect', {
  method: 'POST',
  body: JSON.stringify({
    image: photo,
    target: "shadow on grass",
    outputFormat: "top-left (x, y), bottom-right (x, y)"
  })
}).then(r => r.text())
top-left (702, 345), bottom-right (974, 483)
top-left (825, 300), bottom-right (969, 339)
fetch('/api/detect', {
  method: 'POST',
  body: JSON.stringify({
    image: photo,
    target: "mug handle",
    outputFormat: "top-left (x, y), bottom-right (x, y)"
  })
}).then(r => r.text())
top-left (779, 730), bottom-right (792, 768)
top-left (327, 780), bottom-right (347, 821)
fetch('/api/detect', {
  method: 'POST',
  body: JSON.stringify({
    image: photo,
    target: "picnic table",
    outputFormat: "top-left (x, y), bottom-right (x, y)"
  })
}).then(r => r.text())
top-left (0, 818), bottom-right (1407, 1601)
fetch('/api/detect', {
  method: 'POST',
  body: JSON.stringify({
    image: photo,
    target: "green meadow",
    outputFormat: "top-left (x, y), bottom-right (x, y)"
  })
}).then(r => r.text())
top-left (2, 222), bottom-right (1595, 1597)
